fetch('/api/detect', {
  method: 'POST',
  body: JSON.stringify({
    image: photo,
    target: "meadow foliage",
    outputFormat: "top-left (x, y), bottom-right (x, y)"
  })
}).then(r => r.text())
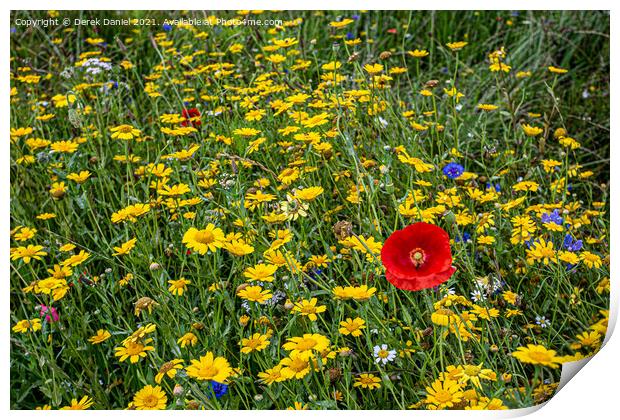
top-left (9, 10), bottom-right (610, 410)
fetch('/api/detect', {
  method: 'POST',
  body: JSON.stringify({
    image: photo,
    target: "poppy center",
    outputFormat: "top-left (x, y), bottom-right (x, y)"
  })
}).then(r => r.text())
top-left (409, 248), bottom-right (426, 267)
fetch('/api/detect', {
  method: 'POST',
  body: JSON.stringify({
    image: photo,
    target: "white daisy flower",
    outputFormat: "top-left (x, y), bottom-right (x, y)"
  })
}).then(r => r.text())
top-left (373, 344), bottom-right (396, 365)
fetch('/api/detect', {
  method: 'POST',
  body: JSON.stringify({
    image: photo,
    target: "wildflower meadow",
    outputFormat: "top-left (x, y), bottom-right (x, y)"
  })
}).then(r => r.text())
top-left (9, 10), bottom-right (610, 410)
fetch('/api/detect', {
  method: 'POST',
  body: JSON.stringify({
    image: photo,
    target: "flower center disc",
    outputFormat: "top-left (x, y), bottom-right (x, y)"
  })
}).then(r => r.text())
top-left (409, 248), bottom-right (426, 268)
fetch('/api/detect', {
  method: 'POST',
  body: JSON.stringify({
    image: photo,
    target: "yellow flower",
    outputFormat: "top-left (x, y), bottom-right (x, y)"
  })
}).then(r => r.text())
top-left (364, 63), bottom-right (384, 74)
top-left (477, 235), bottom-right (495, 245)
top-left (224, 239), bottom-right (255, 256)
top-left (61, 250), bottom-right (90, 267)
top-left (237, 285), bottom-right (272, 303)
top-left (168, 278), bottom-right (191, 296)
top-left (110, 124), bottom-right (141, 140)
top-left (521, 124), bottom-right (543, 137)
top-left (112, 238), bottom-right (137, 256)
top-left (512, 344), bottom-right (562, 368)
top-left (155, 359), bottom-right (184, 384)
top-left (67, 170), bottom-right (92, 183)
top-left (353, 373), bottom-right (382, 389)
top-left (10, 244), bottom-right (47, 264)
top-left (243, 263), bottom-right (278, 282)
top-left (338, 317), bottom-right (366, 337)
top-left (12, 319), bottom-right (42, 333)
top-left (186, 352), bottom-right (232, 382)
top-left (280, 352), bottom-right (314, 379)
top-left (182, 225), bottom-right (225, 254)
top-left (240, 333), bottom-right (270, 354)
top-left (50, 140), bottom-right (79, 153)
top-left (114, 339), bottom-right (155, 363)
top-left (425, 379), bottom-right (463, 409)
top-left (548, 65), bottom-right (568, 74)
top-left (446, 41), bottom-right (468, 51)
top-left (60, 396), bottom-right (94, 410)
top-left (177, 332), bottom-right (198, 348)
top-left (132, 385), bottom-right (167, 410)
top-left (580, 251), bottom-right (602, 269)
top-left (258, 365), bottom-right (287, 385)
top-left (157, 183), bottom-right (190, 196)
top-left (329, 18), bottom-right (354, 28)
top-left (88, 329), bottom-right (111, 344)
top-left (12, 226), bottom-right (36, 241)
top-left (293, 186), bottom-right (324, 201)
top-left (526, 240), bottom-right (556, 265)
top-left (408, 49), bottom-right (429, 58)
top-left (477, 104), bottom-right (498, 111)
top-left (282, 333), bottom-right (330, 354)
top-left (292, 298), bottom-right (326, 321)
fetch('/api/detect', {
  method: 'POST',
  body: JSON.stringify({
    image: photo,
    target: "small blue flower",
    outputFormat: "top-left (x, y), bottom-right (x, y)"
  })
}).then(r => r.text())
top-left (442, 162), bottom-right (464, 179)
top-left (454, 231), bottom-right (471, 243)
top-left (541, 209), bottom-right (563, 225)
top-left (486, 182), bottom-right (501, 192)
top-left (163, 23), bottom-right (172, 31)
top-left (563, 234), bottom-right (582, 252)
top-left (345, 32), bottom-right (355, 40)
top-left (207, 381), bottom-right (228, 399)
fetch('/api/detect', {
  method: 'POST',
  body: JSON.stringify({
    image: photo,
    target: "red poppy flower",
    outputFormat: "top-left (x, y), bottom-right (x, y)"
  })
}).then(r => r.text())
top-left (181, 107), bottom-right (201, 127)
top-left (381, 222), bottom-right (456, 291)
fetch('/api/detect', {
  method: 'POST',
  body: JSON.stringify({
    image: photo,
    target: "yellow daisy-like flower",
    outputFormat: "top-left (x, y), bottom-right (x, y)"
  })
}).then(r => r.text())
top-left (10, 245), bottom-right (47, 264)
top-left (521, 124), bottom-right (543, 137)
top-left (67, 170), bottom-right (92, 184)
top-left (511, 344), bottom-right (562, 368)
top-left (186, 352), bottom-right (232, 383)
top-left (243, 263), bottom-right (278, 282)
top-left (240, 333), bottom-right (270, 354)
top-left (177, 332), bottom-right (198, 348)
top-left (12, 319), bottom-right (42, 334)
top-left (60, 396), bottom-right (94, 410)
top-left (279, 352), bottom-right (314, 380)
top-left (132, 385), bottom-right (167, 410)
top-left (182, 224), bottom-right (225, 254)
top-left (282, 333), bottom-right (330, 354)
top-left (291, 298), bottom-right (326, 321)
top-left (338, 317), bottom-right (366, 337)
top-left (446, 41), bottom-right (468, 51)
top-left (114, 339), bottom-right (155, 363)
top-left (111, 238), bottom-right (137, 256)
top-left (237, 285), bottom-right (272, 303)
top-left (88, 329), bottom-right (111, 344)
top-left (110, 124), bottom-right (141, 140)
top-left (353, 373), bottom-right (382, 389)
top-left (293, 186), bottom-right (324, 201)
top-left (168, 278), bottom-right (191, 296)
top-left (224, 239), bottom-right (255, 256)
top-left (425, 379), bottom-right (463, 409)
top-left (155, 359), bottom-right (184, 384)
top-left (363, 63), bottom-right (384, 74)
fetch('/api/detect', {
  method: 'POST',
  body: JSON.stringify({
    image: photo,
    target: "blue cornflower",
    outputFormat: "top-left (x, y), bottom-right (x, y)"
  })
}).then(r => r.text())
top-left (163, 23), bottom-right (172, 31)
top-left (207, 381), bottom-right (229, 399)
top-left (345, 32), bottom-right (355, 40)
top-left (541, 209), bottom-right (563, 225)
top-left (454, 231), bottom-right (471, 243)
top-left (563, 234), bottom-right (582, 252)
top-left (486, 182), bottom-right (501, 192)
top-left (442, 162), bottom-right (464, 179)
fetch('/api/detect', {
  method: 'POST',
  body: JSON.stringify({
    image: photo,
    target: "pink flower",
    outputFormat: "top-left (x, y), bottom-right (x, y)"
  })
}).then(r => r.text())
top-left (39, 305), bottom-right (59, 323)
